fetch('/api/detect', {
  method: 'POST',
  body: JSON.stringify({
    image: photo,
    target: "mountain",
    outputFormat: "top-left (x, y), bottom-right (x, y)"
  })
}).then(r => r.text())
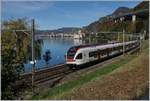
top-left (112, 7), bottom-right (130, 16)
top-left (83, 7), bottom-right (131, 33)
top-left (51, 27), bottom-right (80, 34)
top-left (97, 7), bottom-right (130, 22)
top-left (83, 1), bottom-right (149, 34)
top-left (37, 27), bottom-right (80, 35)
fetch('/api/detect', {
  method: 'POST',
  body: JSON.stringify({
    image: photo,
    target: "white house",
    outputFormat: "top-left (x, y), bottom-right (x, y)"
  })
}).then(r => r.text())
top-left (73, 30), bottom-right (85, 39)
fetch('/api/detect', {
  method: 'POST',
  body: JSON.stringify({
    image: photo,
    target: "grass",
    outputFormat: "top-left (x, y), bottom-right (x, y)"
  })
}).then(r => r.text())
top-left (32, 54), bottom-right (135, 99)
top-left (31, 40), bottom-right (149, 100)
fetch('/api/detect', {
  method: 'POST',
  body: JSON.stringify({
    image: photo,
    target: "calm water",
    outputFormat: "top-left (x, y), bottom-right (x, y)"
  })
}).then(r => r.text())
top-left (24, 37), bottom-right (85, 72)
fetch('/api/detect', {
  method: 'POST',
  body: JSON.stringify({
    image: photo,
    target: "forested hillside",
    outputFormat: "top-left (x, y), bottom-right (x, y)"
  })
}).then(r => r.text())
top-left (83, 1), bottom-right (149, 34)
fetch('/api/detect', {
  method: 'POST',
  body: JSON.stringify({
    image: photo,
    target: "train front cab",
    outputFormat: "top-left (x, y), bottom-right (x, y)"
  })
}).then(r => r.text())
top-left (66, 52), bottom-right (84, 69)
top-left (66, 46), bottom-right (85, 69)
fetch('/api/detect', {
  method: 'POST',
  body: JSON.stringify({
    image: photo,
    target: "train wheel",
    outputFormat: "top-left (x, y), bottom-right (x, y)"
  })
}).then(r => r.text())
top-left (68, 65), bottom-right (77, 70)
top-left (75, 65), bottom-right (80, 70)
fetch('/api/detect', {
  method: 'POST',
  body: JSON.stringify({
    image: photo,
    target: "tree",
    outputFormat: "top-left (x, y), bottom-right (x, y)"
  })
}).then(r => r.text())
top-left (1, 18), bottom-right (41, 99)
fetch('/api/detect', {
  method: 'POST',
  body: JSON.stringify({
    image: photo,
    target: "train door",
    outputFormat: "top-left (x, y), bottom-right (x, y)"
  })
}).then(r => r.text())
top-left (75, 53), bottom-right (83, 65)
top-left (75, 52), bottom-right (88, 65)
top-left (75, 50), bottom-right (89, 65)
top-left (83, 50), bottom-right (89, 63)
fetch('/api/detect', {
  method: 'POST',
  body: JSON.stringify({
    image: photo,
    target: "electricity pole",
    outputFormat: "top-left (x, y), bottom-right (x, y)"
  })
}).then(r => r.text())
top-left (120, 17), bottom-right (125, 56)
top-left (31, 19), bottom-right (35, 95)
top-left (123, 29), bottom-right (125, 56)
top-left (117, 32), bottom-right (119, 42)
top-left (140, 33), bottom-right (142, 52)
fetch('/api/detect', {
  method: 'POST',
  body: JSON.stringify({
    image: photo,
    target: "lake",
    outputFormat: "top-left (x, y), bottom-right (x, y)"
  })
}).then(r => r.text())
top-left (24, 37), bottom-right (86, 72)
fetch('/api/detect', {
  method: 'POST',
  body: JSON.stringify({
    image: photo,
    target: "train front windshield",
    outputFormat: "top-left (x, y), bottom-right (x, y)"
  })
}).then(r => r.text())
top-left (67, 47), bottom-right (77, 59)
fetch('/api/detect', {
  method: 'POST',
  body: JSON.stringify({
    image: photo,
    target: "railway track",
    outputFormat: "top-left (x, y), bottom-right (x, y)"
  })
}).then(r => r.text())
top-left (21, 64), bottom-right (73, 87)
top-left (21, 44), bottom-right (140, 88)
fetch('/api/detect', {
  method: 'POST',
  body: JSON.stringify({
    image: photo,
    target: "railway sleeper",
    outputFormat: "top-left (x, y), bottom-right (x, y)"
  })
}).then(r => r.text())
top-left (34, 68), bottom-right (69, 80)
top-left (35, 72), bottom-right (66, 85)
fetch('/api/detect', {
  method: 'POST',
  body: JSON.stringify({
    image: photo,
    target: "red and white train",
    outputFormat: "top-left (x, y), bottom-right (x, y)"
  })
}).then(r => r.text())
top-left (65, 40), bottom-right (139, 69)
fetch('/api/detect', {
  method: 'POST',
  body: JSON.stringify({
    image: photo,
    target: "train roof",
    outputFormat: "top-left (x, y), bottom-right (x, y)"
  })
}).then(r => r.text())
top-left (70, 44), bottom-right (100, 50)
top-left (70, 40), bottom-right (137, 51)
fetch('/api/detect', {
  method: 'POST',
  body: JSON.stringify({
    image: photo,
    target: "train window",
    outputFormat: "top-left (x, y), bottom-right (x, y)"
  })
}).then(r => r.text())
top-left (76, 53), bottom-right (82, 59)
top-left (89, 51), bottom-right (97, 57)
top-left (67, 47), bottom-right (77, 58)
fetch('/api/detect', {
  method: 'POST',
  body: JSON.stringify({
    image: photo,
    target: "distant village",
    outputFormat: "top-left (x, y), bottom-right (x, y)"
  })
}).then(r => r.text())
top-left (36, 30), bottom-right (85, 39)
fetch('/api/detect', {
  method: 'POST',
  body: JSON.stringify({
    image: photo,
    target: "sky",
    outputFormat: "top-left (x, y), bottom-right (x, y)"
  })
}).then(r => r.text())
top-left (1, 0), bottom-right (142, 30)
